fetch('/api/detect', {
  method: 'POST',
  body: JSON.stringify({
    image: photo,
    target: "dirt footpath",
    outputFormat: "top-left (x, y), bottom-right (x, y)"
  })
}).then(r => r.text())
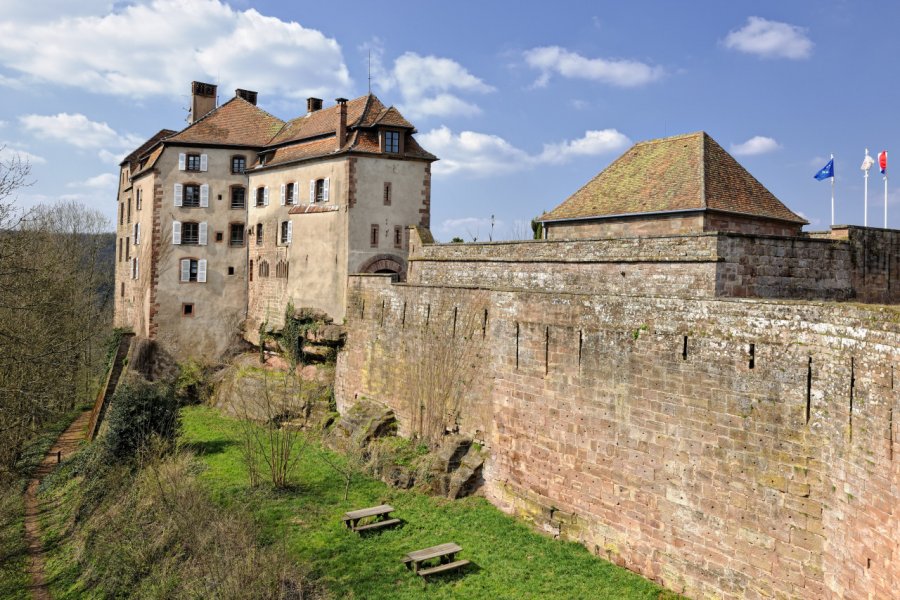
top-left (23, 411), bottom-right (90, 600)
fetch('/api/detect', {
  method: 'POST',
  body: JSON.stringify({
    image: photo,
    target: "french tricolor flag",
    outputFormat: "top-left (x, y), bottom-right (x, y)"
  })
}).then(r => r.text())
top-left (879, 150), bottom-right (888, 175)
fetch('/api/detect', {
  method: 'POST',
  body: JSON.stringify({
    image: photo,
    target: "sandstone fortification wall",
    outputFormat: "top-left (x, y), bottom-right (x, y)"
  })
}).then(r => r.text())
top-left (335, 229), bottom-right (900, 599)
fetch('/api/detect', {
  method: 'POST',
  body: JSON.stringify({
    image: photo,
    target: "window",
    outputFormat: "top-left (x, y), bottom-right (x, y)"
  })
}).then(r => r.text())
top-left (179, 258), bottom-right (206, 282)
top-left (383, 182), bottom-right (392, 206)
top-left (315, 179), bottom-right (326, 203)
top-left (256, 187), bottom-right (266, 207)
top-left (231, 155), bottom-right (246, 174)
top-left (249, 260), bottom-right (253, 282)
top-left (181, 222), bottom-right (199, 245)
top-left (118, 238), bottom-right (122, 262)
top-left (186, 153), bottom-right (201, 171)
top-left (227, 266), bottom-right (235, 275)
top-left (231, 186), bottom-right (246, 209)
top-left (258, 260), bottom-right (270, 278)
top-left (275, 260), bottom-right (289, 278)
top-left (183, 184), bottom-right (201, 207)
top-left (230, 223), bottom-right (245, 247)
top-left (384, 130), bottom-right (400, 153)
top-left (182, 303), bottom-right (194, 317)
top-left (119, 202), bottom-right (124, 225)
top-left (125, 237), bottom-right (130, 259)
top-left (256, 223), bottom-right (263, 245)
top-left (285, 182), bottom-right (295, 205)
top-left (280, 220), bottom-right (292, 245)
top-left (131, 257), bottom-right (138, 280)
top-left (136, 188), bottom-right (142, 211)
top-left (370, 224), bottom-right (379, 247)
top-left (394, 225), bottom-right (402, 248)
top-left (127, 199), bottom-right (131, 223)
top-left (120, 282), bottom-right (124, 297)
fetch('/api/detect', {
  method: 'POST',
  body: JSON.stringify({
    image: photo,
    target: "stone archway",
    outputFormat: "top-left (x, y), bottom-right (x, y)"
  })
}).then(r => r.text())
top-left (357, 254), bottom-right (406, 280)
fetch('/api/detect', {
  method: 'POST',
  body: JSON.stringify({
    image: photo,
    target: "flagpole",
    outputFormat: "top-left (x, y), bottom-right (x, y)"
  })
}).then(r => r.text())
top-left (831, 153), bottom-right (835, 227)
top-left (886, 172), bottom-right (889, 229)
top-left (864, 149), bottom-right (869, 228)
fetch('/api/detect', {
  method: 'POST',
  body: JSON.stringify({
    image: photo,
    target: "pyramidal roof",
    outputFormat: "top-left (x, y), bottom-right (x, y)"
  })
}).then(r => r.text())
top-left (541, 132), bottom-right (807, 225)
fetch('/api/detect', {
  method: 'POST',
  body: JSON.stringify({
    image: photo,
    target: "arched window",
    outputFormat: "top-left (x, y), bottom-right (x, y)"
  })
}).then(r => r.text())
top-left (258, 260), bottom-right (270, 278)
top-left (275, 260), bottom-right (289, 278)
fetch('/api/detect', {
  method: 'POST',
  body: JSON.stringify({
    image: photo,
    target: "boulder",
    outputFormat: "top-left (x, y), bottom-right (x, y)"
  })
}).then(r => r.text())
top-left (331, 400), bottom-right (396, 449)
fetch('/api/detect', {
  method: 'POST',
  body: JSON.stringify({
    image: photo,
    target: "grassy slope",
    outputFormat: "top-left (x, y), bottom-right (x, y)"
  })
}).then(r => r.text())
top-left (0, 406), bottom-right (88, 600)
top-left (182, 406), bottom-right (678, 600)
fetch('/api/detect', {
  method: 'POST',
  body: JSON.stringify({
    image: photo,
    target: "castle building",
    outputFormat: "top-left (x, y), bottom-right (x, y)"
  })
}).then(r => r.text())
top-left (114, 82), bottom-right (435, 358)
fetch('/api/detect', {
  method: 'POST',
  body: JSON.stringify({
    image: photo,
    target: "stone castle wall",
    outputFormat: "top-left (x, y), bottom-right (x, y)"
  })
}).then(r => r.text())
top-left (336, 230), bottom-right (900, 599)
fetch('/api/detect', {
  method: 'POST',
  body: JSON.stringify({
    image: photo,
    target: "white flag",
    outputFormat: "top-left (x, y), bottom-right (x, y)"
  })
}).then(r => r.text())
top-left (861, 152), bottom-right (876, 171)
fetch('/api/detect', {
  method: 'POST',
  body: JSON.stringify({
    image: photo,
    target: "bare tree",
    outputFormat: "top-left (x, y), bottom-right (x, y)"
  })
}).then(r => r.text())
top-left (401, 290), bottom-right (489, 446)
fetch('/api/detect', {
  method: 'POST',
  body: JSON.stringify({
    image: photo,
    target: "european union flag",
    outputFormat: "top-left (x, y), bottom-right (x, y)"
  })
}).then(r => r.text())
top-left (814, 159), bottom-right (834, 181)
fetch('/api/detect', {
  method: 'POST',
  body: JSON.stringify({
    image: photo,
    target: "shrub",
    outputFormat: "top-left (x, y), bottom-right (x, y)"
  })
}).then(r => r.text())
top-left (102, 378), bottom-right (179, 463)
top-left (175, 359), bottom-right (211, 404)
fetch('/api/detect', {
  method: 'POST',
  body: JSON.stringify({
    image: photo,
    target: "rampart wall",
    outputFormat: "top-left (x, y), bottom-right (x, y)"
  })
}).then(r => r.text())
top-left (335, 229), bottom-right (900, 599)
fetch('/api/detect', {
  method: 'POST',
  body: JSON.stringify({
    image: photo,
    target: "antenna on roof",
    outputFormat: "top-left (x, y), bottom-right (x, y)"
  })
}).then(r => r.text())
top-left (368, 49), bottom-right (372, 94)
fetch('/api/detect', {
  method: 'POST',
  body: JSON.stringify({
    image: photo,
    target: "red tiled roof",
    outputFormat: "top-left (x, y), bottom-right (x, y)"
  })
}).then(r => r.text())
top-left (165, 97), bottom-right (285, 147)
top-left (371, 106), bottom-right (414, 129)
top-left (541, 132), bottom-right (806, 225)
top-left (268, 96), bottom-right (374, 146)
top-left (121, 128), bottom-right (176, 168)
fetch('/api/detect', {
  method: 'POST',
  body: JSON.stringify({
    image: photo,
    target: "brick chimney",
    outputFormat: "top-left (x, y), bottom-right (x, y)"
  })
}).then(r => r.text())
top-left (336, 97), bottom-right (348, 150)
top-left (235, 89), bottom-right (258, 105)
top-left (189, 81), bottom-right (217, 124)
top-left (307, 97), bottom-right (323, 113)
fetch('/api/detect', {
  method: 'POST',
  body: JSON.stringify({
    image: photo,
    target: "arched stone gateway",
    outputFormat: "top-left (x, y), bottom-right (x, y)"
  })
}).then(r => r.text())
top-left (358, 254), bottom-right (406, 280)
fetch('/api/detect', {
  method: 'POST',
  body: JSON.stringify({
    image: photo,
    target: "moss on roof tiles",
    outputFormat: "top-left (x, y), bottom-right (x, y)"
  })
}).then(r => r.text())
top-left (542, 131), bottom-right (806, 225)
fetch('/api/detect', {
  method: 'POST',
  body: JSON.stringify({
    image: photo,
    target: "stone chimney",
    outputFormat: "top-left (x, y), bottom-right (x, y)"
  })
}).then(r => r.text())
top-left (336, 97), bottom-right (348, 150)
top-left (189, 81), bottom-right (217, 124)
top-left (235, 89), bottom-right (258, 105)
top-left (307, 97), bottom-right (323, 113)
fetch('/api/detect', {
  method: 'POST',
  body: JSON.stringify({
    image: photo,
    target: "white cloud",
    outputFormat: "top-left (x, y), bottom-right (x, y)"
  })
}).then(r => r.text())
top-left (20, 113), bottom-right (143, 151)
top-left (419, 126), bottom-right (630, 177)
top-left (524, 46), bottom-right (664, 88)
top-left (367, 42), bottom-right (493, 118)
top-left (730, 135), bottom-right (781, 156)
top-left (0, 142), bottom-right (46, 165)
top-left (67, 173), bottom-right (117, 189)
top-left (723, 17), bottom-right (813, 60)
top-left (0, 0), bottom-right (351, 100)
top-left (98, 149), bottom-right (129, 165)
top-left (539, 129), bottom-right (631, 163)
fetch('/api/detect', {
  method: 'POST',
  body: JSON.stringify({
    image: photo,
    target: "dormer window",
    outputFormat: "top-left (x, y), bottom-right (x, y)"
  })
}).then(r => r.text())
top-left (384, 130), bottom-right (400, 153)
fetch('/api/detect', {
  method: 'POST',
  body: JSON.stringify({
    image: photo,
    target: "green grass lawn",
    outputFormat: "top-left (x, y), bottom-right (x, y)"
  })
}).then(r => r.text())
top-left (182, 406), bottom-right (678, 600)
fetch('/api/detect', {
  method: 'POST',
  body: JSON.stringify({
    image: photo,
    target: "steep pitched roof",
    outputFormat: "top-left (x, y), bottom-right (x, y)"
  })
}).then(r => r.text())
top-left (165, 97), bottom-right (285, 147)
top-left (268, 96), bottom-right (372, 146)
top-left (120, 128), bottom-right (176, 168)
top-left (541, 132), bottom-right (807, 225)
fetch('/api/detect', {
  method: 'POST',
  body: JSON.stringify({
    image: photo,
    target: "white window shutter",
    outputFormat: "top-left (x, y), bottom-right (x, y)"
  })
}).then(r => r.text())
top-left (294, 181), bottom-right (300, 203)
top-left (197, 259), bottom-right (207, 283)
top-left (180, 259), bottom-right (190, 282)
top-left (178, 153), bottom-right (186, 171)
top-left (199, 222), bottom-right (208, 245)
top-left (324, 177), bottom-right (330, 202)
top-left (200, 184), bottom-right (209, 207)
top-left (263, 186), bottom-right (269, 206)
top-left (286, 220), bottom-right (293, 244)
top-left (135, 258), bottom-right (139, 280)
top-left (174, 183), bottom-right (183, 207)
top-left (200, 154), bottom-right (208, 172)
top-left (280, 184), bottom-right (286, 206)
top-left (172, 221), bottom-right (181, 245)
top-left (309, 179), bottom-right (315, 202)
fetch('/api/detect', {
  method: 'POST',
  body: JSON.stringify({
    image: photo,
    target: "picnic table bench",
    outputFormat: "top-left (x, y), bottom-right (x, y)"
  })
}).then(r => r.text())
top-left (341, 504), bottom-right (400, 533)
top-left (402, 542), bottom-right (470, 577)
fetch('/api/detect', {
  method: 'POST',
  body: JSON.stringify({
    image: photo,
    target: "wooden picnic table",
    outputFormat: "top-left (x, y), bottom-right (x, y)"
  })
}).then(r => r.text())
top-left (402, 542), bottom-right (470, 577)
top-left (341, 504), bottom-right (400, 532)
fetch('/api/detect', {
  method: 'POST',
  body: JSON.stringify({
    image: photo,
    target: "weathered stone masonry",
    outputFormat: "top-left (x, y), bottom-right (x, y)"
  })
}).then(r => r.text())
top-left (335, 229), bottom-right (900, 599)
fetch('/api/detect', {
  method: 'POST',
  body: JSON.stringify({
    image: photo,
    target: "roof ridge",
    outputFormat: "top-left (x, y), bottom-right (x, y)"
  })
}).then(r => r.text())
top-left (164, 97), bottom-right (237, 141)
top-left (699, 132), bottom-right (708, 210)
top-left (633, 131), bottom-right (705, 148)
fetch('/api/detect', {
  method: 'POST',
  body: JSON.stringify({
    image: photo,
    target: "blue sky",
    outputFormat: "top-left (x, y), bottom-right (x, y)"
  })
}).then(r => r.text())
top-left (1, 0), bottom-right (897, 239)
